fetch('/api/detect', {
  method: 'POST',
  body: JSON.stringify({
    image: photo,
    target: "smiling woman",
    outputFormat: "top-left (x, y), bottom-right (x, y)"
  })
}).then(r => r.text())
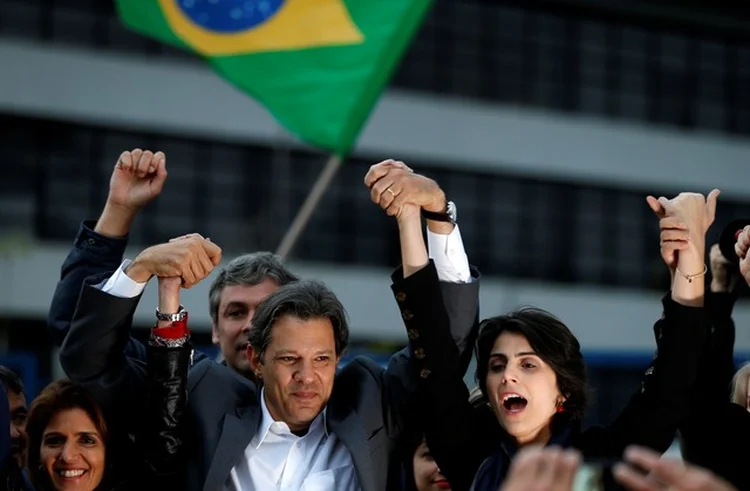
top-left (25, 381), bottom-right (110, 491)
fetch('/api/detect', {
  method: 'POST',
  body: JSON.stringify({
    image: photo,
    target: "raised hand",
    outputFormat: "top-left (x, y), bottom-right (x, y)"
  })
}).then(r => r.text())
top-left (646, 190), bottom-right (720, 254)
top-left (652, 215), bottom-right (689, 275)
top-left (364, 159), bottom-right (444, 219)
top-left (95, 149), bottom-right (168, 238)
top-left (613, 446), bottom-right (737, 491)
top-left (109, 149), bottom-right (167, 212)
top-left (735, 226), bottom-right (750, 288)
top-left (647, 190), bottom-right (719, 306)
top-left (126, 234), bottom-right (222, 288)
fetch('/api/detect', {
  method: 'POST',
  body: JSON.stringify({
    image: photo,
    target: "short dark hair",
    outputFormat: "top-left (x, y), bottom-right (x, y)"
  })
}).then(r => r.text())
top-left (209, 252), bottom-right (299, 322)
top-left (475, 307), bottom-right (588, 421)
top-left (249, 280), bottom-right (349, 359)
top-left (26, 380), bottom-right (111, 490)
top-left (0, 366), bottom-right (24, 395)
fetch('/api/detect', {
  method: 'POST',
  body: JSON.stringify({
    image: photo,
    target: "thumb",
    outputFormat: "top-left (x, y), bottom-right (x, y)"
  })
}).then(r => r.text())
top-left (706, 188), bottom-right (721, 222)
top-left (646, 195), bottom-right (664, 217)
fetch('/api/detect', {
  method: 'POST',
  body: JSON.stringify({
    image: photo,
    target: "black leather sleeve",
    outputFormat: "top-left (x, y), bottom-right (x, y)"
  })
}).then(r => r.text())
top-left (143, 344), bottom-right (191, 486)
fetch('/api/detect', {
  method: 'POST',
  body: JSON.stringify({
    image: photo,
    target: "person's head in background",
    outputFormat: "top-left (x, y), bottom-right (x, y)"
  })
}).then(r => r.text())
top-left (730, 362), bottom-right (750, 411)
top-left (0, 366), bottom-right (27, 470)
top-left (409, 437), bottom-right (451, 491)
top-left (26, 380), bottom-right (110, 491)
top-left (208, 252), bottom-right (299, 378)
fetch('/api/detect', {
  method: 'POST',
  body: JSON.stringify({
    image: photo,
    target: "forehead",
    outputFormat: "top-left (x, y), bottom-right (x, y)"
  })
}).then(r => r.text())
top-left (491, 331), bottom-right (533, 354)
top-left (267, 315), bottom-right (335, 351)
top-left (45, 408), bottom-right (98, 432)
top-left (219, 279), bottom-right (280, 308)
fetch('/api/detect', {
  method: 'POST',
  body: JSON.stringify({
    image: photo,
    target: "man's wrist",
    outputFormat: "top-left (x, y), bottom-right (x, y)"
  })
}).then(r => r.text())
top-left (94, 201), bottom-right (137, 238)
top-left (423, 190), bottom-right (447, 213)
top-left (125, 258), bottom-right (152, 283)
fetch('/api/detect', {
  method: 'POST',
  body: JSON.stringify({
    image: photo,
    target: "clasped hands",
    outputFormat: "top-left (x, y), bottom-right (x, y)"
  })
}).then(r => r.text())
top-left (125, 233), bottom-right (223, 290)
top-left (363, 159), bottom-right (447, 223)
top-left (646, 190), bottom-right (720, 281)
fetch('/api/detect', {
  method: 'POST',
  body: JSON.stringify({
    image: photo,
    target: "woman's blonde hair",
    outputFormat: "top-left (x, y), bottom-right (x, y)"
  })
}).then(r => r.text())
top-left (730, 362), bottom-right (750, 407)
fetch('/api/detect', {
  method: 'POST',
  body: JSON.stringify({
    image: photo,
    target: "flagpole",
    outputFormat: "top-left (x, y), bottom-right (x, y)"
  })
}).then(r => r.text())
top-left (275, 154), bottom-right (343, 259)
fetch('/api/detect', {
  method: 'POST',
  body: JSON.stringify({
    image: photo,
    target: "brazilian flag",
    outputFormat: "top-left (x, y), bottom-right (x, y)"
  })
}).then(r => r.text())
top-left (116, 0), bottom-right (433, 154)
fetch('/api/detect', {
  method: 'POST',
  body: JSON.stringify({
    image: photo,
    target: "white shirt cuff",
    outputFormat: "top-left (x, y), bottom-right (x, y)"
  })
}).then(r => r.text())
top-left (99, 259), bottom-right (148, 298)
top-left (427, 225), bottom-right (472, 283)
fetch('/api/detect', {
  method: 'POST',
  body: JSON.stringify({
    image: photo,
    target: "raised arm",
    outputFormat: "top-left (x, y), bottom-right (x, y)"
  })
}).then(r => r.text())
top-left (577, 191), bottom-right (717, 458)
top-left (364, 160), bottom-right (484, 488)
top-left (59, 235), bottom-right (220, 428)
top-left (47, 149), bottom-right (167, 361)
top-left (365, 159), bottom-right (480, 363)
top-left (142, 277), bottom-right (191, 488)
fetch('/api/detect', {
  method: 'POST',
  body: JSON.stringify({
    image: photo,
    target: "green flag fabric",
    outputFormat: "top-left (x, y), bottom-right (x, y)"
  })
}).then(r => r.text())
top-left (116, 0), bottom-right (433, 154)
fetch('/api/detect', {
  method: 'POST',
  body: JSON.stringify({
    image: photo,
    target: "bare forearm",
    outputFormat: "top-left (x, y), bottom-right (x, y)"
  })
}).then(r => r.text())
top-left (672, 245), bottom-right (705, 307)
top-left (398, 210), bottom-right (429, 278)
top-left (157, 280), bottom-right (181, 328)
top-left (94, 202), bottom-right (136, 238)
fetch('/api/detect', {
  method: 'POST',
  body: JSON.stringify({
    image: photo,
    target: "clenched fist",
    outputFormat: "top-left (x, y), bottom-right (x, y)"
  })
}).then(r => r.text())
top-left (108, 149), bottom-right (167, 212)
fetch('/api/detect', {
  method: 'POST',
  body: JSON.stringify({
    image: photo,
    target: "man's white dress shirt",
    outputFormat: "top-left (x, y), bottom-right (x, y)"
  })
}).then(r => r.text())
top-left (223, 389), bottom-right (357, 491)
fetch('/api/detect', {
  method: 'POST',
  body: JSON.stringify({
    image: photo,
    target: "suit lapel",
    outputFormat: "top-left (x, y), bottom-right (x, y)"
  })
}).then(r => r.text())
top-left (203, 403), bottom-right (260, 491)
top-left (328, 409), bottom-right (377, 491)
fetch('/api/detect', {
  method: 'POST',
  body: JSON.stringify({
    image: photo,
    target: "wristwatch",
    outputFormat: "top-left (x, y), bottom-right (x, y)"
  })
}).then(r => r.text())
top-left (421, 200), bottom-right (457, 224)
top-left (155, 306), bottom-right (187, 322)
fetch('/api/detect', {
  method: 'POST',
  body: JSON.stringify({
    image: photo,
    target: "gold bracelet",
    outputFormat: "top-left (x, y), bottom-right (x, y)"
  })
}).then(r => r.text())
top-left (675, 264), bottom-right (708, 283)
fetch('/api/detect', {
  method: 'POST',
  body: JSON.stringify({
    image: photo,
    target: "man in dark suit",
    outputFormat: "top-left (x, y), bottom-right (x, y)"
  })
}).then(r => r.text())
top-left (60, 159), bottom-right (480, 489)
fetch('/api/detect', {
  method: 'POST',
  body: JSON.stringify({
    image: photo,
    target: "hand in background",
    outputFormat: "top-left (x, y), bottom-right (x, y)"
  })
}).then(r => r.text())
top-left (613, 446), bottom-right (737, 491)
top-left (735, 225), bottom-right (750, 288)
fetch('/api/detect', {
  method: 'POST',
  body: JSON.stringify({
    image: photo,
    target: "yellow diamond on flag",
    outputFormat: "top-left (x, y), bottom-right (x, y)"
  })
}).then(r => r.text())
top-left (158, 0), bottom-right (365, 56)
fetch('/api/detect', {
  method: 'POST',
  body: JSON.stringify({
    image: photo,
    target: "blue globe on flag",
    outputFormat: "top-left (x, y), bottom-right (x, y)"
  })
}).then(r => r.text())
top-left (177, 0), bottom-right (285, 33)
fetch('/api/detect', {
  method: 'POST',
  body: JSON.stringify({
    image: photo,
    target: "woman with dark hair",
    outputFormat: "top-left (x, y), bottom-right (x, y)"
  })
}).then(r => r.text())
top-left (24, 274), bottom-right (191, 491)
top-left (389, 191), bottom-right (718, 490)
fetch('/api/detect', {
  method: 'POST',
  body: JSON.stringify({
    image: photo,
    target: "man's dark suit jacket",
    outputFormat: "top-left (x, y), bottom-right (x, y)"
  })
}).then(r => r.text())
top-left (47, 220), bottom-right (145, 359)
top-left (60, 262), bottom-right (479, 491)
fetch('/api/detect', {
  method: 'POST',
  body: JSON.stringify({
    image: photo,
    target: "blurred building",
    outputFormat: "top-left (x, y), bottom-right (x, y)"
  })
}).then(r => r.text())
top-left (1, 0), bottom-right (750, 426)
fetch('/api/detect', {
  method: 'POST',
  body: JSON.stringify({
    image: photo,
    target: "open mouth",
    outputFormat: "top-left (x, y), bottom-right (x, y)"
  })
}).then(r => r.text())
top-left (502, 394), bottom-right (528, 414)
top-left (55, 469), bottom-right (87, 479)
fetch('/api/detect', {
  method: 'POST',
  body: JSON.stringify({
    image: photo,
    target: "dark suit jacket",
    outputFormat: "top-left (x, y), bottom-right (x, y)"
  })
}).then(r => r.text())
top-left (679, 291), bottom-right (750, 490)
top-left (390, 271), bottom-right (710, 491)
top-left (61, 261), bottom-right (480, 491)
top-left (47, 220), bottom-right (145, 360)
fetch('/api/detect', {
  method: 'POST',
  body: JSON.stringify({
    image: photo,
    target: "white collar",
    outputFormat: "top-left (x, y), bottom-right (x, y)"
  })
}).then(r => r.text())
top-left (255, 388), bottom-right (329, 448)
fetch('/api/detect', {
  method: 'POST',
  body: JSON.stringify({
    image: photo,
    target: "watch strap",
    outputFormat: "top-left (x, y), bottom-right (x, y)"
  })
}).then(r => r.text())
top-left (156, 306), bottom-right (187, 322)
top-left (421, 200), bottom-right (456, 223)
